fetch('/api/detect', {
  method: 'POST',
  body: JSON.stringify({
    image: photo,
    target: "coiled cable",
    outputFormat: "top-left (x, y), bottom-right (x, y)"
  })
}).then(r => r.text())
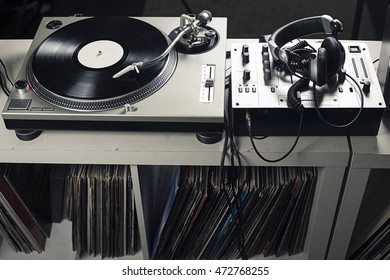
top-left (287, 78), bottom-right (309, 114)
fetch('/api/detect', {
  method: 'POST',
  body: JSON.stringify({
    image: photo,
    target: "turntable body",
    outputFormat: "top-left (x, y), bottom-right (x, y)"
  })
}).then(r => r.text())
top-left (2, 16), bottom-right (227, 135)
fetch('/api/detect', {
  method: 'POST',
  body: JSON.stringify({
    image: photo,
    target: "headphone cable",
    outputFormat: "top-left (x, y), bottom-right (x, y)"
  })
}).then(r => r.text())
top-left (313, 72), bottom-right (364, 128)
top-left (246, 111), bottom-right (304, 163)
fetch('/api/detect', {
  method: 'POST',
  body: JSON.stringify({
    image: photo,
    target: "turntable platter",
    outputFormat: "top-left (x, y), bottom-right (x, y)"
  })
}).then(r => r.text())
top-left (27, 17), bottom-right (177, 111)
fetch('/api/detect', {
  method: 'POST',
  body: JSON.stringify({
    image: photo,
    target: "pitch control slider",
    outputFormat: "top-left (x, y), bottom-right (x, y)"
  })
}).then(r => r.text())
top-left (200, 64), bottom-right (215, 102)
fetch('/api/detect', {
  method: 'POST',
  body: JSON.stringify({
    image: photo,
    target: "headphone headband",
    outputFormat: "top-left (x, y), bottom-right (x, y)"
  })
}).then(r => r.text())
top-left (268, 15), bottom-right (338, 61)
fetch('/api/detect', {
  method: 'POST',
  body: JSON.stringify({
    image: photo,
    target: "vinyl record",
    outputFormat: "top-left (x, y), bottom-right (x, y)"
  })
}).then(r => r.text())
top-left (27, 17), bottom-right (177, 111)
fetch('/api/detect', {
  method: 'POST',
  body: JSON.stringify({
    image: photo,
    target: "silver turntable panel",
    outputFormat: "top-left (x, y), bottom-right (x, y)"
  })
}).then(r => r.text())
top-left (2, 15), bottom-right (228, 138)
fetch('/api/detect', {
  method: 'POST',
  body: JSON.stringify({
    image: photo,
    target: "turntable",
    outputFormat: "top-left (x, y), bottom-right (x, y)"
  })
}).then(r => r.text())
top-left (2, 12), bottom-right (227, 140)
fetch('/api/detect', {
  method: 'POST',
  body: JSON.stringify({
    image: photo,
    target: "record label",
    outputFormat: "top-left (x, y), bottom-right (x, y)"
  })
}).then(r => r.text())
top-left (77, 40), bottom-right (124, 69)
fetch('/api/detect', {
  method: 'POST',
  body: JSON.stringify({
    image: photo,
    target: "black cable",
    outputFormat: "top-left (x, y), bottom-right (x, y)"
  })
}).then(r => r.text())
top-left (0, 59), bottom-right (14, 87)
top-left (218, 74), bottom-right (247, 259)
top-left (230, 114), bottom-right (247, 258)
top-left (282, 56), bottom-right (311, 81)
top-left (246, 77), bottom-right (306, 163)
top-left (287, 78), bottom-right (309, 114)
top-left (228, 118), bottom-right (247, 259)
top-left (218, 130), bottom-right (247, 259)
top-left (0, 59), bottom-right (13, 96)
top-left (247, 111), bottom-right (304, 163)
top-left (0, 72), bottom-right (10, 96)
top-left (274, 40), bottom-right (315, 81)
top-left (313, 72), bottom-right (364, 128)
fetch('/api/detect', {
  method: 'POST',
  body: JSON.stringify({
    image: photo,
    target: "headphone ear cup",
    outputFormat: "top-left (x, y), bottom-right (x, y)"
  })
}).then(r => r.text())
top-left (321, 36), bottom-right (345, 77)
top-left (315, 47), bottom-right (328, 86)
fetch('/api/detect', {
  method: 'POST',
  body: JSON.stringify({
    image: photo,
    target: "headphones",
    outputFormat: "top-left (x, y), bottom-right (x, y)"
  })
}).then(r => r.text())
top-left (268, 15), bottom-right (345, 86)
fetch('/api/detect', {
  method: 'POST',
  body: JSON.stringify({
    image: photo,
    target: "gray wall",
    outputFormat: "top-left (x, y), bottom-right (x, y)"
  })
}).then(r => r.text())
top-left (143, 0), bottom-right (381, 40)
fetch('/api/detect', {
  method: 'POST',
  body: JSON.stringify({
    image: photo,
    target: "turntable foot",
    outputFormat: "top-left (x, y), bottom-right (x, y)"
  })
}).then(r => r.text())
top-left (196, 132), bottom-right (222, 144)
top-left (15, 130), bottom-right (42, 141)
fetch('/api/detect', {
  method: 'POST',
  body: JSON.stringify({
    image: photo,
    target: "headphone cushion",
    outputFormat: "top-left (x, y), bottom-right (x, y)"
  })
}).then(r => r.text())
top-left (320, 37), bottom-right (345, 77)
top-left (316, 47), bottom-right (328, 86)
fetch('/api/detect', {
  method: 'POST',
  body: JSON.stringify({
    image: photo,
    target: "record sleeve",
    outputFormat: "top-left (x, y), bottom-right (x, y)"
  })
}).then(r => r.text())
top-left (0, 164), bottom-right (49, 253)
top-left (0, 204), bottom-right (33, 253)
top-left (50, 165), bottom-right (68, 223)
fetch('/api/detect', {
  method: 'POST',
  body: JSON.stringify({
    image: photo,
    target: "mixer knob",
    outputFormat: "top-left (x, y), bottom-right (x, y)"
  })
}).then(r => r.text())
top-left (242, 44), bottom-right (249, 54)
top-left (362, 81), bottom-right (371, 94)
top-left (263, 59), bottom-right (270, 70)
top-left (264, 68), bottom-right (272, 81)
top-left (243, 69), bottom-right (251, 82)
top-left (262, 51), bottom-right (270, 62)
top-left (242, 52), bottom-right (250, 64)
top-left (262, 44), bottom-right (268, 54)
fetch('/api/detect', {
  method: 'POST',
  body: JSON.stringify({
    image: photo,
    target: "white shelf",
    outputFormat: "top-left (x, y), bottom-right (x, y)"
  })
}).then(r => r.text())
top-left (327, 40), bottom-right (390, 260)
top-left (328, 117), bottom-right (390, 259)
top-left (350, 118), bottom-right (390, 168)
top-left (0, 127), bottom-right (350, 167)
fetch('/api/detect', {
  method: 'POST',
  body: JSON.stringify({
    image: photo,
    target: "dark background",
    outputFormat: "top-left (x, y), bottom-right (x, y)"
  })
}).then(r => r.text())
top-left (0, 0), bottom-right (389, 40)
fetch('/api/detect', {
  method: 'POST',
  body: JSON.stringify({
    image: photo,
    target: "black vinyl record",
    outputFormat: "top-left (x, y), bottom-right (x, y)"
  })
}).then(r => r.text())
top-left (28, 17), bottom-right (177, 111)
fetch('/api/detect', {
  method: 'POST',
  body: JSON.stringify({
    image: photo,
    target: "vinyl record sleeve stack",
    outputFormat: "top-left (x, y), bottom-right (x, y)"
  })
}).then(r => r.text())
top-left (63, 164), bottom-right (139, 258)
top-left (153, 166), bottom-right (317, 259)
top-left (0, 163), bottom-right (52, 254)
top-left (349, 205), bottom-right (390, 260)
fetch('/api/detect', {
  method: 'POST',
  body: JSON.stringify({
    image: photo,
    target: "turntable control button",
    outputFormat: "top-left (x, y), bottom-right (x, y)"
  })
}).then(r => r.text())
top-left (15, 80), bottom-right (29, 95)
top-left (8, 99), bottom-right (31, 110)
top-left (46, 20), bottom-right (63, 30)
top-left (30, 107), bottom-right (43, 111)
top-left (42, 107), bottom-right (55, 111)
